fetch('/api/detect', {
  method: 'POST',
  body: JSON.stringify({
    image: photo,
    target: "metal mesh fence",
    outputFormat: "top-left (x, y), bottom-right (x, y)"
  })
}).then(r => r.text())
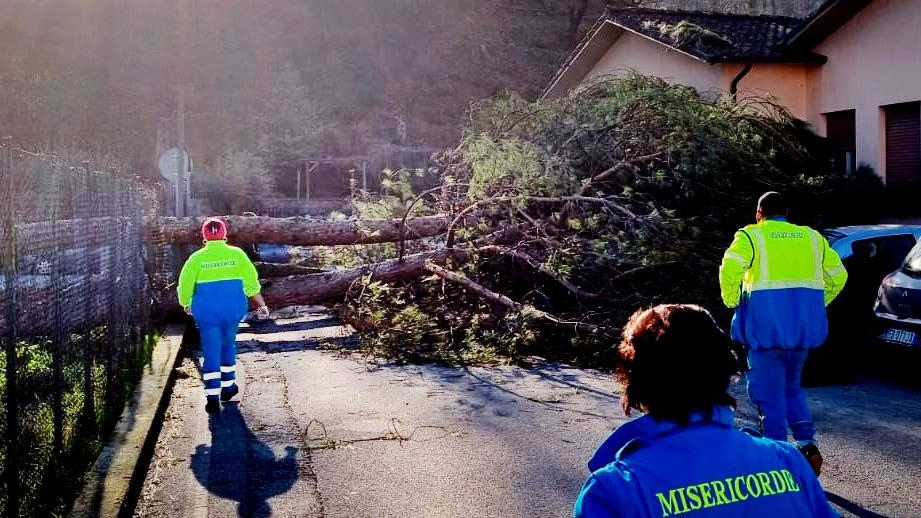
top-left (0, 145), bottom-right (150, 518)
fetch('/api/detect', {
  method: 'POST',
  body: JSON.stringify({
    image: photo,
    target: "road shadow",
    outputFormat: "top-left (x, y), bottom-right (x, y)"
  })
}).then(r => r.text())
top-left (240, 316), bottom-right (342, 335)
top-left (190, 403), bottom-right (298, 518)
top-left (825, 491), bottom-right (892, 518)
top-left (236, 314), bottom-right (360, 354)
top-left (455, 366), bottom-right (617, 420)
top-left (237, 337), bottom-right (360, 354)
top-left (529, 364), bottom-right (618, 400)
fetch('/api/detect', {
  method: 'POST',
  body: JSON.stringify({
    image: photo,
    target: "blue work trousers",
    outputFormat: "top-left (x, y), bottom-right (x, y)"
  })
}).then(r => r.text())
top-left (747, 348), bottom-right (816, 444)
top-left (197, 321), bottom-right (239, 402)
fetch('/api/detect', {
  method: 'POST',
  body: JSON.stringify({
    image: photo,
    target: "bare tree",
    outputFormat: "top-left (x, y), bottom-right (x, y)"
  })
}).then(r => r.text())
top-left (564, 0), bottom-right (644, 44)
top-left (567, 0), bottom-right (591, 43)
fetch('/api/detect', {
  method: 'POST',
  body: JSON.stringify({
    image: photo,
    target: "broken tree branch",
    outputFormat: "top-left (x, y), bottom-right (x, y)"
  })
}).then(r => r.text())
top-left (445, 197), bottom-right (510, 249)
top-left (550, 152), bottom-right (663, 227)
top-left (476, 245), bottom-right (599, 299)
top-left (582, 152), bottom-right (663, 192)
top-left (526, 195), bottom-right (646, 220)
top-left (423, 261), bottom-right (612, 335)
top-left (398, 184), bottom-right (468, 262)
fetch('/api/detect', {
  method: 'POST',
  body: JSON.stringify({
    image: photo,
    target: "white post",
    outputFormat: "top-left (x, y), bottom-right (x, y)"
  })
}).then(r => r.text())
top-left (175, 86), bottom-right (185, 217)
top-left (362, 160), bottom-right (368, 191)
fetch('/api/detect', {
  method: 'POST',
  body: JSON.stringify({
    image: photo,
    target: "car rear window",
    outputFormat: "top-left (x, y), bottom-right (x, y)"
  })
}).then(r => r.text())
top-left (902, 243), bottom-right (921, 277)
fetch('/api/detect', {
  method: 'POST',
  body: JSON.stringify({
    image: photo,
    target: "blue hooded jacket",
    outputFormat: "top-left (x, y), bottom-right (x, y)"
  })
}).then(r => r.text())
top-left (574, 407), bottom-right (838, 518)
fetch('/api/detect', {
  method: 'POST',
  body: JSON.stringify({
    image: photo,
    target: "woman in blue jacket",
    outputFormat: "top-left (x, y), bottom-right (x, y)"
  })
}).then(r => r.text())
top-left (574, 304), bottom-right (837, 518)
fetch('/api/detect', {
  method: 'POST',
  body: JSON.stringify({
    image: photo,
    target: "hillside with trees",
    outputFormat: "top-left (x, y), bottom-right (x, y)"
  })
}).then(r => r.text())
top-left (0, 0), bottom-right (821, 179)
top-left (0, 1), bottom-right (585, 173)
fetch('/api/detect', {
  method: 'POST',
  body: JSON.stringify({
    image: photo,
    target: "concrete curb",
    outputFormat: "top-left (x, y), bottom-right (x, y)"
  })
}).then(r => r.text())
top-left (69, 324), bottom-right (185, 518)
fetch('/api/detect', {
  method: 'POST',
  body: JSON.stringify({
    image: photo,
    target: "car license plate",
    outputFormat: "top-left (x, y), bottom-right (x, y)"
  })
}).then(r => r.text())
top-left (880, 328), bottom-right (917, 345)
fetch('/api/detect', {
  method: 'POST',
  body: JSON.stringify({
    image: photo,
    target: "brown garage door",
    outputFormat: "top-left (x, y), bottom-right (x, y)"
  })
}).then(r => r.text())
top-left (885, 101), bottom-right (921, 186)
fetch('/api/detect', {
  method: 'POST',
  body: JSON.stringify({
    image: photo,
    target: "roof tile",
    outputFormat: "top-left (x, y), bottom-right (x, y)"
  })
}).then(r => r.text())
top-left (606, 8), bottom-right (824, 63)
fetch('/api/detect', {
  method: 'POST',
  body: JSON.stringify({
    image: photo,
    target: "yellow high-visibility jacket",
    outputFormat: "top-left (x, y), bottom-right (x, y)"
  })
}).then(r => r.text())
top-left (719, 217), bottom-right (847, 349)
top-left (178, 240), bottom-right (261, 325)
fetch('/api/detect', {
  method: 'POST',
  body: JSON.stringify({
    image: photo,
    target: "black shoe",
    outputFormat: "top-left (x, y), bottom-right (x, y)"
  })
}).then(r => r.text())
top-left (220, 385), bottom-right (239, 402)
top-left (798, 443), bottom-right (823, 477)
top-left (205, 399), bottom-right (221, 414)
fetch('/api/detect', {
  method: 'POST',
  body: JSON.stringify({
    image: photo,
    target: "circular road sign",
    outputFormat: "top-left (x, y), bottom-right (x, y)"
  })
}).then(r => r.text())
top-left (158, 147), bottom-right (192, 182)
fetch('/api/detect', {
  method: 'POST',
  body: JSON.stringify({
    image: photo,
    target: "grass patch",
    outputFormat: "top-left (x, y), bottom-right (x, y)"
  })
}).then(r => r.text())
top-left (0, 327), bottom-right (162, 517)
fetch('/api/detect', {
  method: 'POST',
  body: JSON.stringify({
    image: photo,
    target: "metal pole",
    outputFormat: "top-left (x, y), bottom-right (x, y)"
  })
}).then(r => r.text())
top-left (184, 161), bottom-right (192, 217)
top-left (175, 86), bottom-right (185, 217)
top-left (362, 161), bottom-right (368, 192)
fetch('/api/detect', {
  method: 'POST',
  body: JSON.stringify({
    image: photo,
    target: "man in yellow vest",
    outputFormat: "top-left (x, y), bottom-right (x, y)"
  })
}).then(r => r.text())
top-left (178, 217), bottom-right (270, 414)
top-left (719, 192), bottom-right (847, 476)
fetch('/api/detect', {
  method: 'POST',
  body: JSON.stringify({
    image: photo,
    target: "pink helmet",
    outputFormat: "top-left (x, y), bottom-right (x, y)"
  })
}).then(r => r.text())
top-left (201, 217), bottom-right (227, 241)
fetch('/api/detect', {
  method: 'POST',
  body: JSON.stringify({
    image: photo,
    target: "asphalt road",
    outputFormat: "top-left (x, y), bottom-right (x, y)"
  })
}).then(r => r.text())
top-left (135, 308), bottom-right (921, 518)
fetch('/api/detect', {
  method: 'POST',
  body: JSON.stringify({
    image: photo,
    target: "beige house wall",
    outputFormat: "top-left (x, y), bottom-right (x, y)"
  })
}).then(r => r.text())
top-left (585, 30), bottom-right (724, 100)
top-left (721, 63), bottom-right (811, 119)
top-left (584, 34), bottom-right (814, 116)
top-left (807, 0), bottom-right (921, 179)
top-left (556, 0), bottom-right (920, 183)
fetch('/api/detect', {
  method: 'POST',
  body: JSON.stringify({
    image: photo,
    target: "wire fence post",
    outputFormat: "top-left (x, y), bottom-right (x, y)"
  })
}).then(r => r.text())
top-left (81, 165), bottom-right (97, 436)
top-left (2, 144), bottom-right (21, 518)
top-left (100, 172), bottom-right (117, 413)
top-left (51, 174), bottom-right (65, 460)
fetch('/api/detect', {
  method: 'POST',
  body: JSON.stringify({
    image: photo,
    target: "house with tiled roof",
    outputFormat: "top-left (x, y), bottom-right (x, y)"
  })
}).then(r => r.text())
top-left (543, 0), bottom-right (921, 188)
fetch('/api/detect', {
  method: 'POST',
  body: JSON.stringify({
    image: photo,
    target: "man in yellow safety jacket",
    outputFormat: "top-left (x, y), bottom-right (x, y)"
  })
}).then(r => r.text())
top-left (178, 217), bottom-right (270, 414)
top-left (719, 192), bottom-right (847, 477)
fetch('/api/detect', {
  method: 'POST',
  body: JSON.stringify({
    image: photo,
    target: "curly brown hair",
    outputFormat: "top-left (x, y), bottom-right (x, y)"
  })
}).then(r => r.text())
top-left (617, 304), bottom-right (739, 425)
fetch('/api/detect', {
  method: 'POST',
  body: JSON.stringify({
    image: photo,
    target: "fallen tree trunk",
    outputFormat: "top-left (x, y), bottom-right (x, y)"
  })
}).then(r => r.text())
top-left (258, 248), bottom-right (469, 308)
top-left (255, 262), bottom-right (325, 278)
top-left (147, 248), bottom-right (472, 323)
top-left (8, 214), bottom-right (470, 262)
top-left (154, 214), bottom-right (458, 246)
